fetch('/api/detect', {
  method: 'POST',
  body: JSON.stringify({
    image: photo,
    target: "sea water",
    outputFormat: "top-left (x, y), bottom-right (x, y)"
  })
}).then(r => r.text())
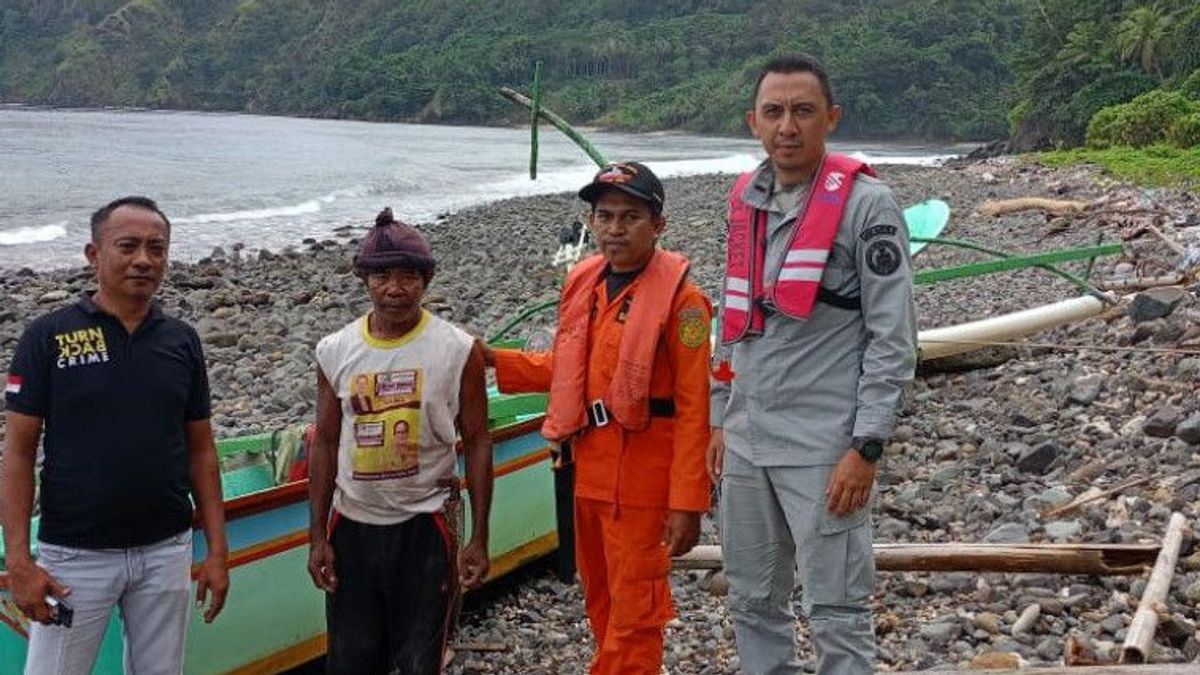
top-left (0, 106), bottom-right (966, 270)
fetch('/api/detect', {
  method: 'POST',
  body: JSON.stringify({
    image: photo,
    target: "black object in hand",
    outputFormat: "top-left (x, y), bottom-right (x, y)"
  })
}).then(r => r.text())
top-left (44, 596), bottom-right (73, 628)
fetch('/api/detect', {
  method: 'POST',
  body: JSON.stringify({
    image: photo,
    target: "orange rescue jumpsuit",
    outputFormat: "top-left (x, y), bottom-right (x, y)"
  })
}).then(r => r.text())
top-left (494, 267), bottom-right (712, 675)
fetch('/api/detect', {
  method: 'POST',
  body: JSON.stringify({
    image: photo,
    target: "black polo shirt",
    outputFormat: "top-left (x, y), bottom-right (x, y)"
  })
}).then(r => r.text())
top-left (5, 293), bottom-right (211, 548)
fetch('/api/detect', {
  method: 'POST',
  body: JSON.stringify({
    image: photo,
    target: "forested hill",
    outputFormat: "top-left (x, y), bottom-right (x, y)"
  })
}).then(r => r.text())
top-left (3, 0), bottom-right (1024, 140)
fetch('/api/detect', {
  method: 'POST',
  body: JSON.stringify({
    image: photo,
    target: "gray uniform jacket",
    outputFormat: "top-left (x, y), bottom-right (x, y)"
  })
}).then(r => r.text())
top-left (711, 161), bottom-right (918, 466)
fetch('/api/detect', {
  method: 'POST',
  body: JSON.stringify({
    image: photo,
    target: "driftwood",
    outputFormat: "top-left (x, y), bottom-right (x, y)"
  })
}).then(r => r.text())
top-left (890, 665), bottom-right (1199, 674)
top-left (1126, 223), bottom-right (1187, 256)
top-left (1120, 512), bottom-right (1189, 664)
top-left (1041, 476), bottom-right (1155, 519)
top-left (1098, 273), bottom-right (1186, 292)
top-left (674, 542), bottom-right (1160, 575)
top-left (979, 197), bottom-right (1091, 218)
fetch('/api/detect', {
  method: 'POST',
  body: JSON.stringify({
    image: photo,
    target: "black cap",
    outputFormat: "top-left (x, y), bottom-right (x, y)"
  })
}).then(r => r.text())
top-left (578, 161), bottom-right (665, 214)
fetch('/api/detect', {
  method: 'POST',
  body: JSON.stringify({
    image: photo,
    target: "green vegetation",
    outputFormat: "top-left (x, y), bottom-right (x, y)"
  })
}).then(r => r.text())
top-left (0, 0), bottom-right (1022, 140)
top-left (5, 0), bottom-right (1198, 187)
top-left (1036, 145), bottom-right (1200, 186)
top-left (1008, 0), bottom-right (1200, 151)
top-left (1010, 1), bottom-right (1200, 186)
top-left (1085, 89), bottom-right (1199, 149)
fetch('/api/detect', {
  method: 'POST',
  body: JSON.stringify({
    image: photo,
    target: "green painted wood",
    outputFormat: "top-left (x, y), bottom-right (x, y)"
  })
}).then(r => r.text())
top-left (184, 546), bottom-right (324, 674)
top-left (215, 432), bottom-right (274, 458)
top-left (488, 393), bottom-right (549, 427)
top-left (529, 61), bottom-right (541, 180)
top-left (914, 243), bottom-right (1124, 284)
top-left (499, 87), bottom-right (608, 168)
top-left (462, 449), bottom-right (557, 557)
top-left (912, 236), bottom-right (1116, 293)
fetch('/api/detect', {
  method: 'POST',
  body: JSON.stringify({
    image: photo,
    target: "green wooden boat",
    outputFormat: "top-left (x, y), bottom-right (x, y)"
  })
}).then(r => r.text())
top-left (0, 389), bottom-right (557, 674)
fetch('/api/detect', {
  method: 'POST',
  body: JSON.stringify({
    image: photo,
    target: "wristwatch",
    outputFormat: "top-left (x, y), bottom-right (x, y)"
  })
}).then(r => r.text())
top-left (852, 436), bottom-right (885, 463)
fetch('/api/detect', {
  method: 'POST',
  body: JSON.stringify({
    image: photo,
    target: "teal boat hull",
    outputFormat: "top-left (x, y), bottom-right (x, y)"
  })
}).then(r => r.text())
top-left (1, 407), bottom-right (556, 674)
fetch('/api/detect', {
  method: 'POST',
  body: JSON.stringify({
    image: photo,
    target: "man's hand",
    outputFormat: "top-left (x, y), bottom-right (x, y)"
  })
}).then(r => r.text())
top-left (459, 536), bottom-right (489, 590)
top-left (8, 559), bottom-right (69, 625)
top-left (307, 540), bottom-right (338, 593)
top-left (825, 449), bottom-right (876, 516)
top-left (195, 554), bottom-right (229, 623)
top-left (663, 510), bottom-right (701, 557)
top-left (705, 427), bottom-right (725, 483)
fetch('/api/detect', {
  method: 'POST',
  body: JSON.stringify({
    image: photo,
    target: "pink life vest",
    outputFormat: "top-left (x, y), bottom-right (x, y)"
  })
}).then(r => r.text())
top-left (720, 154), bottom-right (874, 344)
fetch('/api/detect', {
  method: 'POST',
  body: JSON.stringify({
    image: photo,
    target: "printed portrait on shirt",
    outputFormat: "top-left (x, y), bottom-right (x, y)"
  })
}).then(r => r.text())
top-left (352, 410), bottom-right (421, 480)
top-left (348, 368), bottom-right (425, 480)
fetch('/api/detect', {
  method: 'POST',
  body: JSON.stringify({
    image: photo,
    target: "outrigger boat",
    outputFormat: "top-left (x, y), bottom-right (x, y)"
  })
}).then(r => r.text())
top-left (0, 387), bottom-right (558, 674)
top-left (0, 76), bottom-right (1127, 675)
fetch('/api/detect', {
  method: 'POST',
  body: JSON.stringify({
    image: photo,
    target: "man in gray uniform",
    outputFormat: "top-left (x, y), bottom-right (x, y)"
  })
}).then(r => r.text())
top-left (708, 55), bottom-right (917, 674)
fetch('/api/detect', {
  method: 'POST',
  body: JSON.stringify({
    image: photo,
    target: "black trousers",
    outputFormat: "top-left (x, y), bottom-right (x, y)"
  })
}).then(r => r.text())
top-left (326, 513), bottom-right (456, 675)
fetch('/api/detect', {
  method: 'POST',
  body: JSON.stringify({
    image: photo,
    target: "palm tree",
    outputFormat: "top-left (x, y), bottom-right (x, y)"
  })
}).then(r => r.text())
top-left (1117, 5), bottom-right (1172, 80)
top-left (1056, 20), bottom-right (1101, 68)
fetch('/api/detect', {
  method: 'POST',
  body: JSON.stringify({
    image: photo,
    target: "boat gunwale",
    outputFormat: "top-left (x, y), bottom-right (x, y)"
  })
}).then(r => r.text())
top-left (0, 415), bottom-right (548, 589)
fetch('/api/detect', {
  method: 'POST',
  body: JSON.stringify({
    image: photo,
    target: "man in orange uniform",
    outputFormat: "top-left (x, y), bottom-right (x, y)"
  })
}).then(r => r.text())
top-left (484, 161), bottom-right (712, 674)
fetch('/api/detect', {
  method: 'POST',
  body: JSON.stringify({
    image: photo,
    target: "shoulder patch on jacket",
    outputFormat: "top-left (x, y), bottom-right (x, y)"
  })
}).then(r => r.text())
top-left (677, 307), bottom-right (708, 349)
top-left (865, 239), bottom-right (902, 276)
top-left (859, 224), bottom-right (897, 242)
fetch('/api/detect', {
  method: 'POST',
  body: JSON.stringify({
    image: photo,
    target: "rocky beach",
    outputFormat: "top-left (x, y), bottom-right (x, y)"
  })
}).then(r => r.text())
top-left (3, 158), bottom-right (1200, 672)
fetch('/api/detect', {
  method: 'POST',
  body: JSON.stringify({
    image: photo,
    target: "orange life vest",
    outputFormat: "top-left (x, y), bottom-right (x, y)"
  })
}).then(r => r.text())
top-left (542, 249), bottom-right (689, 441)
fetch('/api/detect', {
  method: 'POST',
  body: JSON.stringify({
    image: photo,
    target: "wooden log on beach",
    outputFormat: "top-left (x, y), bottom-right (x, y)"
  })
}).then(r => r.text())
top-left (674, 542), bottom-right (1160, 575)
top-left (1120, 512), bottom-right (1189, 664)
top-left (979, 197), bottom-right (1091, 217)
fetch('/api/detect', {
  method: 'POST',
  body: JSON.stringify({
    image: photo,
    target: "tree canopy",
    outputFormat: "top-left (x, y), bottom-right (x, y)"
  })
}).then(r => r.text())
top-left (1, 0), bottom-right (1023, 141)
top-left (4, 1), bottom-right (1195, 149)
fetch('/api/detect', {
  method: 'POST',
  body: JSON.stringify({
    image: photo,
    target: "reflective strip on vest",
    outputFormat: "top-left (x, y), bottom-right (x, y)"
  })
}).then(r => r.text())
top-left (783, 249), bottom-right (829, 264)
top-left (720, 154), bottom-right (875, 344)
top-left (776, 266), bottom-right (824, 282)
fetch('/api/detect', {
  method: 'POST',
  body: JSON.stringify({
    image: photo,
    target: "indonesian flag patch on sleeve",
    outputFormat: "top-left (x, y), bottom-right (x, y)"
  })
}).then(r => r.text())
top-left (5, 375), bottom-right (21, 395)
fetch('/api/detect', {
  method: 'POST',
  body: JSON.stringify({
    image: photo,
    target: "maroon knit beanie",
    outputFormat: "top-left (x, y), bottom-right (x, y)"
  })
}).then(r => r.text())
top-left (354, 208), bottom-right (436, 281)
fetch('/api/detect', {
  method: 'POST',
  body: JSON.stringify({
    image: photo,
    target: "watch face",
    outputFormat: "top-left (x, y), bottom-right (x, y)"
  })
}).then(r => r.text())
top-left (858, 440), bottom-right (884, 461)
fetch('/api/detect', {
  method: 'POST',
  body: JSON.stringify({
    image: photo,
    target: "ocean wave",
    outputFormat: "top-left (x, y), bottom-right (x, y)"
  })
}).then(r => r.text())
top-left (175, 199), bottom-right (323, 224)
top-left (174, 185), bottom-right (370, 224)
top-left (318, 185), bottom-right (370, 204)
top-left (0, 221), bottom-right (68, 246)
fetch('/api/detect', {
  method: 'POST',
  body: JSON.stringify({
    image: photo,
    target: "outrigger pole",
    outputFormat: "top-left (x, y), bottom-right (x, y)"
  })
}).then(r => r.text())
top-left (499, 86), bottom-right (608, 169)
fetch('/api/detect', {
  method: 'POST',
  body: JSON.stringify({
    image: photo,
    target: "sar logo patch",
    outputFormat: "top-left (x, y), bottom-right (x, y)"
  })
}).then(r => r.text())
top-left (677, 308), bottom-right (709, 349)
top-left (865, 239), bottom-right (902, 277)
top-left (824, 171), bottom-right (845, 192)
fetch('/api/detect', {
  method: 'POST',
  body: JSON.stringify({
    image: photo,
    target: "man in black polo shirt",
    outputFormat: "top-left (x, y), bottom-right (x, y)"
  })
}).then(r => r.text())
top-left (2, 196), bottom-right (229, 674)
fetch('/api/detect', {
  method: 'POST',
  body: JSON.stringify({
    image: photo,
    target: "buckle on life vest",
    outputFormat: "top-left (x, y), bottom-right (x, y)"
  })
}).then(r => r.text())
top-left (589, 399), bottom-right (610, 427)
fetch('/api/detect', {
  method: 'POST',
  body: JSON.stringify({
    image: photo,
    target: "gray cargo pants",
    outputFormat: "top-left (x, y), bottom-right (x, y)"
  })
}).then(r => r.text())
top-left (720, 450), bottom-right (875, 675)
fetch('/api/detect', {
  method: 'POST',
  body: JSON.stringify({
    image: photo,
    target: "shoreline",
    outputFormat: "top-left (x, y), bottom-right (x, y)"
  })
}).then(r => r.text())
top-left (0, 101), bottom-right (992, 147)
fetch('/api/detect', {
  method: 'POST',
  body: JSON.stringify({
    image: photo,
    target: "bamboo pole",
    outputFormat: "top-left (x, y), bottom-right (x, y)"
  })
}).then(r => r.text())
top-left (498, 86), bottom-right (608, 168)
top-left (674, 542), bottom-right (1160, 575)
top-left (1097, 274), bottom-right (1187, 292)
top-left (528, 61), bottom-right (541, 180)
top-left (910, 240), bottom-right (1121, 289)
top-left (1041, 476), bottom-right (1155, 519)
top-left (1120, 512), bottom-right (1189, 664)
